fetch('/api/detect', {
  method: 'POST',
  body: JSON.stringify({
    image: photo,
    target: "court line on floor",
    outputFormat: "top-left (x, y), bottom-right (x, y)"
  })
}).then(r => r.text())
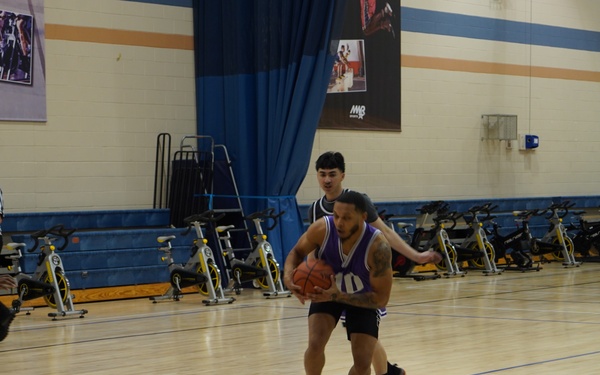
top-left (1, 311), bottom-right (306, 354)
top-left (388, 310), bottom-right (600, 326)
top-left (2, 302), bottom-right (309, 353)
top-left (389, 277), bottom-right (600, 309)
top-left (471, 350), bottom-right (600, 374)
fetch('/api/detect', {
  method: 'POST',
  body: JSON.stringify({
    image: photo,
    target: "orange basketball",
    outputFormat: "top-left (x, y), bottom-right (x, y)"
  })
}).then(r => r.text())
top-left (292, 258), bottom-right (334, 295)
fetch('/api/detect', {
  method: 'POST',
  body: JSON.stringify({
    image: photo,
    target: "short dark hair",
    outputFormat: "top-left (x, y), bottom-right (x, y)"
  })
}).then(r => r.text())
top-left (336, 191), bottom-right (367, 213)
top-left (315, 151), bottom-right (345, 172)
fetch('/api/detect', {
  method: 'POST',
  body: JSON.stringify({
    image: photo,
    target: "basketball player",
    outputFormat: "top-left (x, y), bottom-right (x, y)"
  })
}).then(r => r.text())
top-left (307, 151), bottom-right (442, 375)
top-left (284, 191), bottom-right (393, 375)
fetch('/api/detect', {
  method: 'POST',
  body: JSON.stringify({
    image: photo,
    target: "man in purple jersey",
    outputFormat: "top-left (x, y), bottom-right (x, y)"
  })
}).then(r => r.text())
top-left (284, 191), bottom-right (393, 375)
top-left (307, 151), bottom-right (440, 375)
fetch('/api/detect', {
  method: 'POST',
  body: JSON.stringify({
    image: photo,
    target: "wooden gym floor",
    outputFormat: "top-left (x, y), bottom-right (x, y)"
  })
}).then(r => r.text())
top-left (1, 261), bottom-right (599, 375)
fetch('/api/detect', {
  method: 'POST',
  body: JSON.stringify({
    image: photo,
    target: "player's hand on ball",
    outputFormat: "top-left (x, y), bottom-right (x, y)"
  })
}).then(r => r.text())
top-left (291, 258), bottom-right (334, 304)
top-left (286, 278), bottom-right (308, 304)
top-left (308, 275), bottom-right (339, 302)
top-left (283, 274), bottom-right (306, 304)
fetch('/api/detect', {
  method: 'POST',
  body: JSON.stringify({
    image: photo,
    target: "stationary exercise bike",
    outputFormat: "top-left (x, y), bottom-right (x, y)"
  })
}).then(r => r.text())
top-left (456, 203), bottom-right (502, 275)
top-left (411, 201), bottom-right (466, 277)
top-left (0, 242), bottom-right (54, 313)
top-left (149, 235), bottom-right (209, 302)
top-left (243, 208), bottom-right (291, 298)
top-left (537, 201), bottom-right (580, 267)
top-left (507, 206), bottom-right (575, 266)
top-left (444, 215), bottom-right (492, 272)
top-left (150, 210), bottom-right (235, 305)
top-left (567, 210), bottom-right (600, 262)
top-left (215, 223), bottom-right (268, 295)
top-left (486, 211), bottom-right (541, 272)
top-left (7, 225), bottom-right (88, 319)
top-left (377, 209), bottom-right (440, 281)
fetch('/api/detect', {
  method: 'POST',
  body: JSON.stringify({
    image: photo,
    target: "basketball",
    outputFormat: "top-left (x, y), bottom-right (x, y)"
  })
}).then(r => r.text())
top-left (292, 258), bottom-right (334, 295)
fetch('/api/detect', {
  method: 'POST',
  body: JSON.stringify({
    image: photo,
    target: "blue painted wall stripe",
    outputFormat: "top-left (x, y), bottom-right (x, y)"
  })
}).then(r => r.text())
top-left (123, 0), bottom-right (192, 8)
top-left (118, 4), bottom-right (600, 52)
top-left (401, 7), bottom-right (600, 53)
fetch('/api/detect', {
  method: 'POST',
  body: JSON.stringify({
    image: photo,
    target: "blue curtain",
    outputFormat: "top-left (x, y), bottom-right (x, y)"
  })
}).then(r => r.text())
top-left (194, 0), bottom-right (346, 263)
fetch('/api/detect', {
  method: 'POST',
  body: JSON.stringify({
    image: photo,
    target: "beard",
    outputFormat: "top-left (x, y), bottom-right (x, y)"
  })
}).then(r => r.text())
top-left (338, 223), bottom-right (360, 242)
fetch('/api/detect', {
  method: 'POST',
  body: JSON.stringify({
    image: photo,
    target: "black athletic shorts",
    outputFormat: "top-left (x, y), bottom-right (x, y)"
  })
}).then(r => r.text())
top-left (309, 301), bottom-right (380, 340)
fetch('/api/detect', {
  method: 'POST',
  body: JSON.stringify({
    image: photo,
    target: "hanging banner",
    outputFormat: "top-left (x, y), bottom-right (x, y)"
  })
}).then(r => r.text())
top-left (319, 0), bottom-right (400, 131)
top-left (0, 0), bottom-right (46, 122)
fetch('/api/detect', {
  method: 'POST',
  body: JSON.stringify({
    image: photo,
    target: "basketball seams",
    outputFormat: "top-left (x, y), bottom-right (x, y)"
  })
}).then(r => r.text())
top-left (293, 258), bottom-right (333, 294)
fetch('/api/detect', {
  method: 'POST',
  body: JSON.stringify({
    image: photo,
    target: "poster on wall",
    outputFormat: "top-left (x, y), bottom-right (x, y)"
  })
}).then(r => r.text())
top-left (319, 0), bottom-right (400, 131)
top-left (0, 0), bottom-right (45, 122)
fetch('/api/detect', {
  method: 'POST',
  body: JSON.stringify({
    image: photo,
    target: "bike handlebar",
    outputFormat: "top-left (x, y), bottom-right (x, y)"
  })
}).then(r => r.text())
top-left (555, 201), bottom-right (575, 218)
top-left (538, 201), bottom-right (576, 219)
top-left (181, 210), bottom-right (226, 235)
top-left (417, 200), bottom-right (448, 215)
top-left (464, 202), bottom-right (497, 224)
top-left (378, 209), bottom-right (406, 221)
top-left (245, 208), bottom-right (285, 231)
top-left (512, 209), bottom-right (540, 221)
top-left (183, 210), bottom-right (226, 226)
top-left (28, 224), bottom-right (76, 253)
top-left (432, 211), bottom-right (462, 229)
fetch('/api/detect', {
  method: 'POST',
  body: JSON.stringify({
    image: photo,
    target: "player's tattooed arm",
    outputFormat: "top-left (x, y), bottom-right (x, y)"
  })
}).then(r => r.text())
top-left (333, 238), bottom-right (392, 309)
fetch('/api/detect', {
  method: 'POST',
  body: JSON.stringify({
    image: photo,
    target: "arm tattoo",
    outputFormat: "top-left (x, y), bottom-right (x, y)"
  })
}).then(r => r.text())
top-left (332, 239), bottom-right (391, 309)
top-left (371, 241), bottom-right (392, 277)
top-left (335, 291), bottom-right (378, 308)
